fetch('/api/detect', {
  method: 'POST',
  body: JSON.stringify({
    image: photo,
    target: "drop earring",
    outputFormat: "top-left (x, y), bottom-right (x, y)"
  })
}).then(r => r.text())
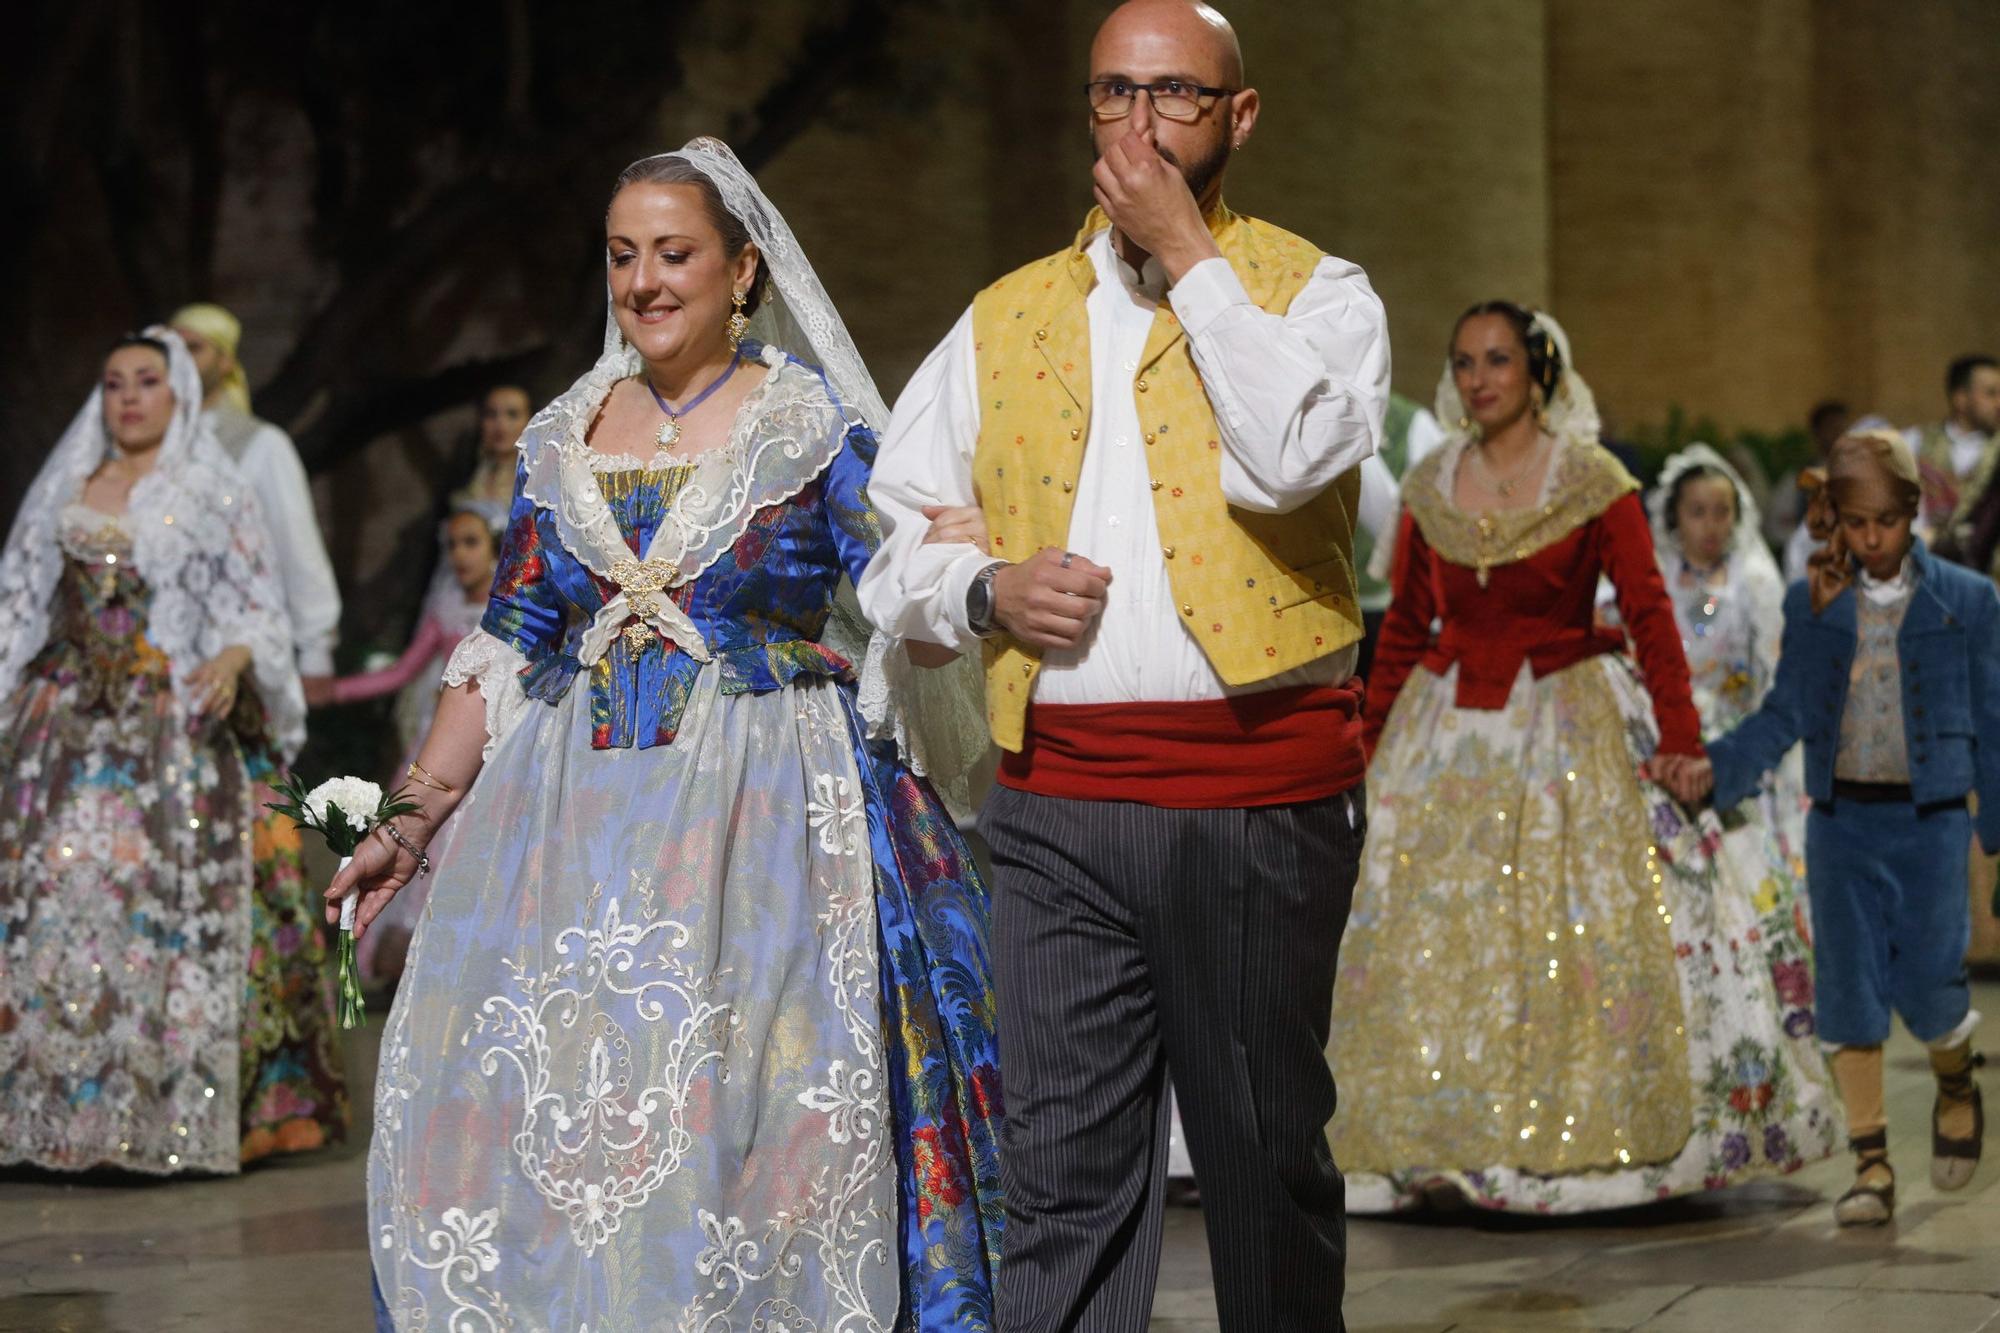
top-left (727, 288), bottom-right (749, 350)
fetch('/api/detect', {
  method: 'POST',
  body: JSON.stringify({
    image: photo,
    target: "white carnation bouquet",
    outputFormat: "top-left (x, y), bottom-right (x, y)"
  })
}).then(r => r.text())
top-left (266, 773), bottom-right (420, 1027)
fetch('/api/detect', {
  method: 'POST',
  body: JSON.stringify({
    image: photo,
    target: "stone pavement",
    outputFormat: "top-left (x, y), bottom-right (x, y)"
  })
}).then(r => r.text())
top-left (1160, 977), bottom-right (2000, 1332)
top-left (1, 980), bottom-right (1994, 1332)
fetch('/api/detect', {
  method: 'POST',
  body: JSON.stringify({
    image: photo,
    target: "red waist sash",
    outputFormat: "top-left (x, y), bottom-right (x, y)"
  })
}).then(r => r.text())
top-left (997, 681), bottom-right (1367, 809)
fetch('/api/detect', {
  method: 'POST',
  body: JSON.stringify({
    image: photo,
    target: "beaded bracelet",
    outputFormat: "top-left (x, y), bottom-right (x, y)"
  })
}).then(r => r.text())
top-left (377, 819), bottom-right (433, 878)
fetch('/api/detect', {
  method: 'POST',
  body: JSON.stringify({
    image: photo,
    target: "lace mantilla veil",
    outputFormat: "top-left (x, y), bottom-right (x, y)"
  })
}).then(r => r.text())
top-left (1646, 440), bottom-right (1786, 640)
top-left (1431, 308), bottom-right (1602, 457)
top-left (468, 137), bottom-right (990, 813)
top-left (1646, 442), bottom-right (1770, 565)
top-left (1369, 309), bottom-right (1608, 576)
top-left (0, 327), bottom-right (305, 759)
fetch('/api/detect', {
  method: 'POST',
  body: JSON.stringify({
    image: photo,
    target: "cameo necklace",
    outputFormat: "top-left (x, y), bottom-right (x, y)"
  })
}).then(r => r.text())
top-left (646, 350), bottom-right (742, 448)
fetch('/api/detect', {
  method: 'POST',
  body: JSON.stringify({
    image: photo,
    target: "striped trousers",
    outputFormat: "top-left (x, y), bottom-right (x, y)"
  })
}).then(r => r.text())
top-left (984, 784), bottom-right (1362, 1332)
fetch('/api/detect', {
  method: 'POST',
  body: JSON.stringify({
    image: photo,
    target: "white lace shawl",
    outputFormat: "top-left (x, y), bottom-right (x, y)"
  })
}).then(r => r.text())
top-left (0, 327), bottom-right (305, 761)
top-left (444, 138), bottom-right (990, 814)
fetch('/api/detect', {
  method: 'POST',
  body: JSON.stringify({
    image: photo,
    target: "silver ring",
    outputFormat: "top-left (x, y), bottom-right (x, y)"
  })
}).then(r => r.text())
top-left (1059, 551), bottom-right (1075, 570)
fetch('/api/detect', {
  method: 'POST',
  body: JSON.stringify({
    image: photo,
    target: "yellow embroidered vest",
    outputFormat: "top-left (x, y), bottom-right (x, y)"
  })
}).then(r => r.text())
top-left (970, 205), bottom-right (1364, 751)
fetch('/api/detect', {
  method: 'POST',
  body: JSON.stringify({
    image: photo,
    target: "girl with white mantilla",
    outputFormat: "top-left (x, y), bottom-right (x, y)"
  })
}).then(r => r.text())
top-left (1645, 444), bottom-right (1825, 1067)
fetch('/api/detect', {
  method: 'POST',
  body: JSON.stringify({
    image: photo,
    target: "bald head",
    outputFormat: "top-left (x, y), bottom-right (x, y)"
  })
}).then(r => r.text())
top-left (1085, 0), bottom-right (1254, 215)
top-left (1092, 0), bottom-right (1244, 88)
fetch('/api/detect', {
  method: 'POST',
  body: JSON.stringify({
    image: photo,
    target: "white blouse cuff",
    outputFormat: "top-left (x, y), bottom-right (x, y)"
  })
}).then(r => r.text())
top-left (441, 630), bottom-right (532, 760)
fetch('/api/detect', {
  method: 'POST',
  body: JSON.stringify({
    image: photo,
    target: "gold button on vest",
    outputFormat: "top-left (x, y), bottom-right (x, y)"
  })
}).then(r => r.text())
top-left (969, 204), bottom-right (1364, 751)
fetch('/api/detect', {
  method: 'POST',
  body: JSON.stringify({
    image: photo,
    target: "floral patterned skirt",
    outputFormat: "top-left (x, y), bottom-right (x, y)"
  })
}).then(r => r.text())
top-left (1328, 655), bottom-right (1839, 1214)
top-left (1716, 753), bottom-right (1819, 1037)
top-left (239, 783), bottom-right (351, 1163)
top-left (1695, 673), bottom-right (1821, 1049)
top-left (0, 659), bottom-right (346, 1175)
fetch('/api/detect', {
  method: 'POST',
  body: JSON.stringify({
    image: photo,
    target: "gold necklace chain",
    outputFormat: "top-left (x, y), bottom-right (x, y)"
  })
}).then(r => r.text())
top-left (1471, 434), bottom-right (1548, 498)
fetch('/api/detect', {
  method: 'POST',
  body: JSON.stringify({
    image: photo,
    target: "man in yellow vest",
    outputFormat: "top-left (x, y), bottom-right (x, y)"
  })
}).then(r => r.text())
top-left (858, 3), bottom-right (1387, 1326)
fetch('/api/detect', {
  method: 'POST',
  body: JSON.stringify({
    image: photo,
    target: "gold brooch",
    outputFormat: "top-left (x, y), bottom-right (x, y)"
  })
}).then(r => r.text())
top-left (609, 556), bottom-right (680, 649)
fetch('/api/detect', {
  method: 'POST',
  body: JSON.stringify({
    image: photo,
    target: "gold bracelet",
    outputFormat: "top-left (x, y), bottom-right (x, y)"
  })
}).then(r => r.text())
top-left (406, 760), bottom-right (454, 794)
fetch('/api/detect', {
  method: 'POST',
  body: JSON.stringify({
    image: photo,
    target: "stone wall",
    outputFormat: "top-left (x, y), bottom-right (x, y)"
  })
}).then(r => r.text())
top-left (1233, 0), bottom-right (1554, 405)
top-left (1545, 0), bottom-right (2000, 432)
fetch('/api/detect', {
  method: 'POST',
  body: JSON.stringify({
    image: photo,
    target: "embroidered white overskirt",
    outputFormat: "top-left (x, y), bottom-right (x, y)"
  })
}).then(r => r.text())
top-left (369, 671), bottom-right (895, 1331)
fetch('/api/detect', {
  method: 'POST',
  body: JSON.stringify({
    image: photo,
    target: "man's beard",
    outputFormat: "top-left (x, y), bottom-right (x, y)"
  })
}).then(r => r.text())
top-left (1093, 132), bottom-right (1233, 206)
top-left (1154, 136), bottom-right (1231, 203)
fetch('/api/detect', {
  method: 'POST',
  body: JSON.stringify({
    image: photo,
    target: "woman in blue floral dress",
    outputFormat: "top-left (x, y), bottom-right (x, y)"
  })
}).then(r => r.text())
top-left (339, 141), bottom-right (1001, 1331)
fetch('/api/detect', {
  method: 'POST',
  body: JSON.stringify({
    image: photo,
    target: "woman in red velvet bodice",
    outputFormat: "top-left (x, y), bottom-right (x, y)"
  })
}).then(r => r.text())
top-left (1325, 303), bottom-right (1840, 1217)
top-left (1366, 486), bottom-right (1704, 757)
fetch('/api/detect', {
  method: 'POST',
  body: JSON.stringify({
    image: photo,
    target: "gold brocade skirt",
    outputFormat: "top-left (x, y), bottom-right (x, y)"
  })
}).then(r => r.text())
top-left (1331, 653), bottom-right (1841, 1214)
top-left (1333, 655), bottom-right (1694, 1178)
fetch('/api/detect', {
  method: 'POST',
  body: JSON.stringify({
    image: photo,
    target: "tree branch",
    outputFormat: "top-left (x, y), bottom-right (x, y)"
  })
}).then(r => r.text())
top-left (294, 347), bottom-right (552, 471)
top-left (729, 0), bottom-right (894, 171)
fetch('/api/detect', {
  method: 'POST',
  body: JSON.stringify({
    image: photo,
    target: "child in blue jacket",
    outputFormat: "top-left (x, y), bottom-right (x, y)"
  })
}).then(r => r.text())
top-left (1670, 429), bottom-right (1997, 1227)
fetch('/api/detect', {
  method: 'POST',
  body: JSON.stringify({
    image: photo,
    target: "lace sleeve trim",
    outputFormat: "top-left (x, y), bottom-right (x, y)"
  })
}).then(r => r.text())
top-left (442, 630), bottom-right (533, 760)
top-left (854, 628), bottom-right (994, 823)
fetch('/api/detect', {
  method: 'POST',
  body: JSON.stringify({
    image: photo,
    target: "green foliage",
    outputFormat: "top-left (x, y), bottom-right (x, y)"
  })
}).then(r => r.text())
top-left (1624, 405), bottom-right (1817, 489)
top-left (333, 932), bottom-right (366, 1031)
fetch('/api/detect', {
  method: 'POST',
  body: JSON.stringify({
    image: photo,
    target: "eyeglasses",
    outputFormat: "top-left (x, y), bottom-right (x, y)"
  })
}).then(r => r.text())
top-left (1084, 78), bottom-right (1238, 123)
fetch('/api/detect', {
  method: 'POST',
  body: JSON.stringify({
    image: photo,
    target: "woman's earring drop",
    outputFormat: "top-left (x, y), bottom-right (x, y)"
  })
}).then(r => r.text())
top-left (727, 289), bottom-right (749, 349)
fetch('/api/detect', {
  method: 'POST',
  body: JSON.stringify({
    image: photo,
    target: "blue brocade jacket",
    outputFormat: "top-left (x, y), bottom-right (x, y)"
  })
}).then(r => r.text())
top-left (1709, 540), bottom-right (2000, 850)
top-left (482, 421), bottom-right (878, 749)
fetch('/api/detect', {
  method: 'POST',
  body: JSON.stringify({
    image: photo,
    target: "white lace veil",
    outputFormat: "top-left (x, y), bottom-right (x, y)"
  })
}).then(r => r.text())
top-left (1647, 441), bottom-right (1785, 627)
top-left (0, 327), bottom-right (305, 759)
top-left (1433, 308), bottom-right (1603, 454)
top-left (504, 137), bottom-right (990, 813)
top-left (1646, 442), bottom-right (1768, 561)
top-left (582, 137), bottom-right (891, 432)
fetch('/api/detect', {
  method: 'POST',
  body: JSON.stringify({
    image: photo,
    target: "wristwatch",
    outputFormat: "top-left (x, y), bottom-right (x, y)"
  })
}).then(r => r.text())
top-left (965, 560), bottom-right (1007, 637)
